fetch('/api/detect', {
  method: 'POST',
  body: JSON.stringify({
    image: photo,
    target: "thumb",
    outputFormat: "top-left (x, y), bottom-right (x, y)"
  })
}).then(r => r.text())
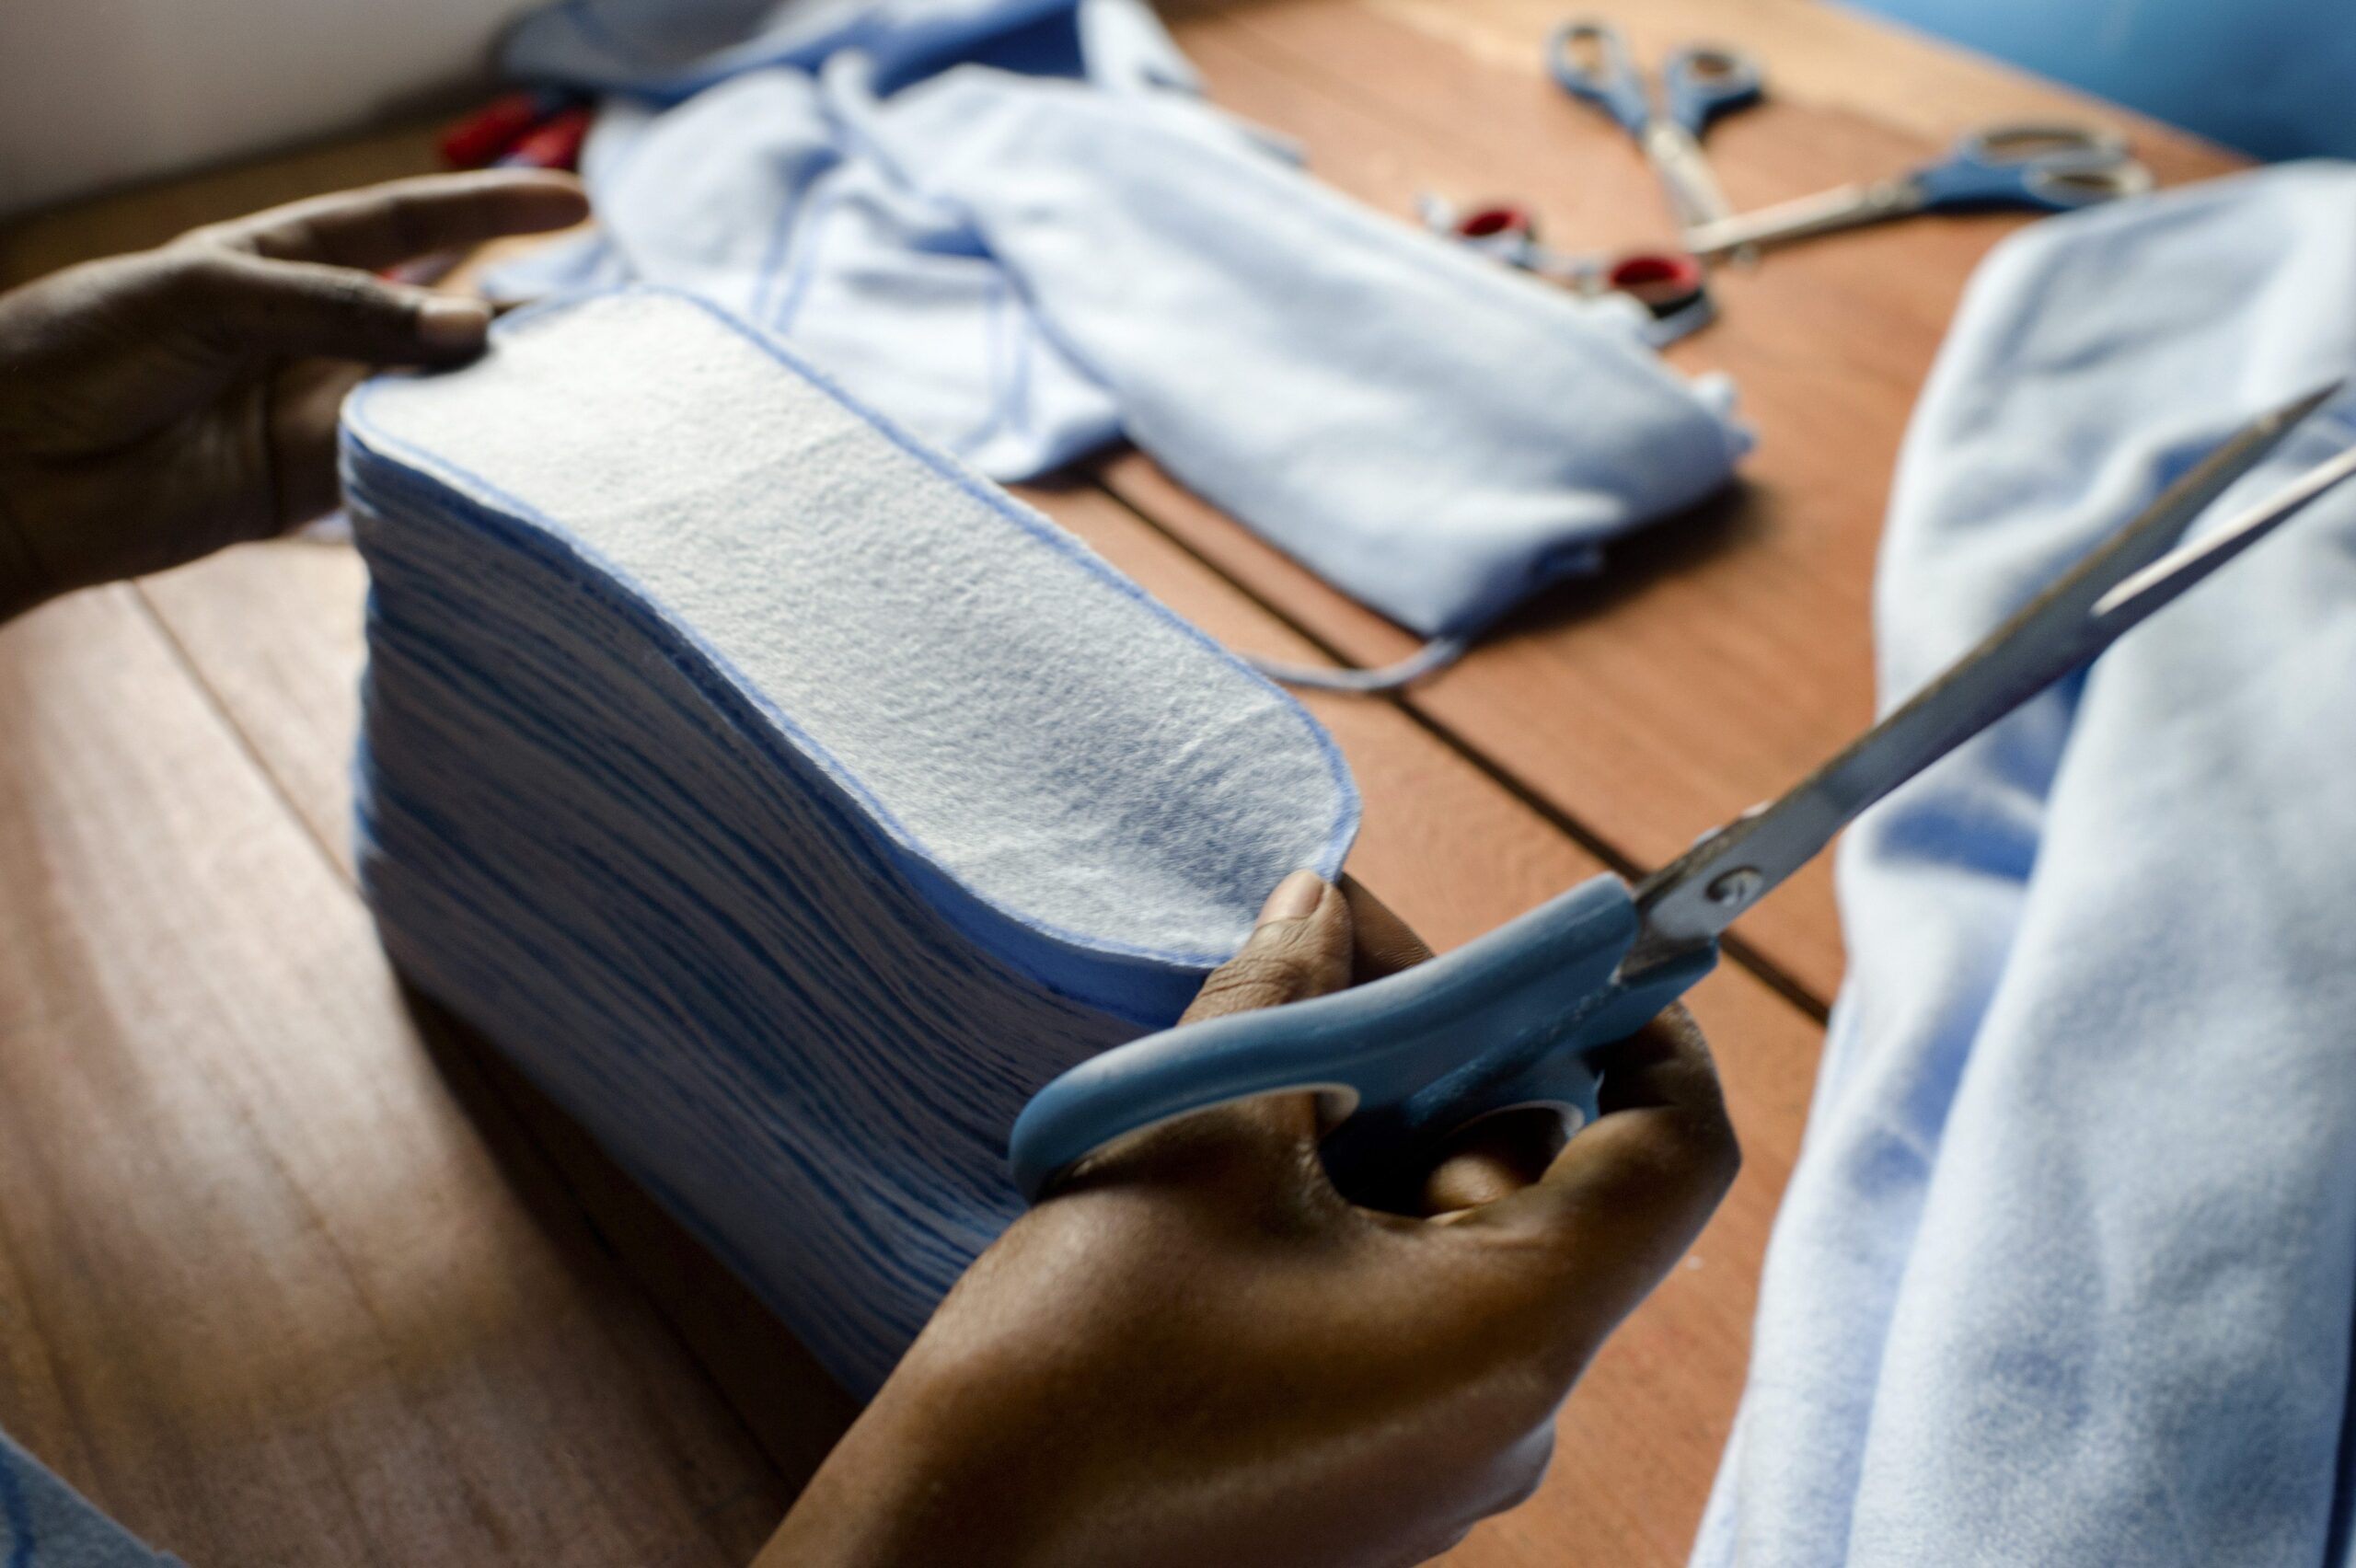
top-left (1180, 870), bottom-right (1357, 1028)
top-left (1057, 871), bottom-right (1355, 1195)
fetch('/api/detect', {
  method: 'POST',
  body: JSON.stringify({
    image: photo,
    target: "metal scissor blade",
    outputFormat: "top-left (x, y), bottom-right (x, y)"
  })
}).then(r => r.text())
top-left (2092, 438), bottom-right (2356, 624)
top-left (1683, 179), bottom-right (1914, 258)
top-left (1625, 381), bottom-right (2346, 971)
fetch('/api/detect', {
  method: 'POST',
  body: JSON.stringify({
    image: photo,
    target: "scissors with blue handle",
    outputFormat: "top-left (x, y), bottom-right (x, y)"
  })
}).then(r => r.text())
top-left (1011, 385), bottom-right (2356, 1205)
top-left (1547, 19), bottom-right (1763, 240)
top-left (1685, 123), bottom-right (2154, 259)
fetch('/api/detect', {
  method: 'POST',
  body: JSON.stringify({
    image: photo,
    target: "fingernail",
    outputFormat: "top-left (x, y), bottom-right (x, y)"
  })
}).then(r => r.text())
top-left (417, 295), bottom-right (492, 349)
top-left (1256, 869), bottom-right (1325, 926)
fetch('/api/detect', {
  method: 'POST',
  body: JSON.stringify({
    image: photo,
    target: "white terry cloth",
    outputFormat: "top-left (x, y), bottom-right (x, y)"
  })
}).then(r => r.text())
top-left (342, 287), bottom-right (1358, 1391)
top-left (1692, 161), bottom-right (2356, 1567)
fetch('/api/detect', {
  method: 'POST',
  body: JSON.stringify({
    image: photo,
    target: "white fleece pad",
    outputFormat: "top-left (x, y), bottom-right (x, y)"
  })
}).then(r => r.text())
top-left (341, 287), bottom-right (1357, 1391)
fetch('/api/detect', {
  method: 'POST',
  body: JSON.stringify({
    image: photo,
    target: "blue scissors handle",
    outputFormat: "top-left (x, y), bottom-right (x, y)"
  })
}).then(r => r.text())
top-left (1008, 874), bottom-right (1718, 1203)
top-left (1658, 44), bottom-right (1764, 137)
top-left (1911, 121), bottom-right (2154, 213)
top-left (1548, 20), bottom-right (1654, 136)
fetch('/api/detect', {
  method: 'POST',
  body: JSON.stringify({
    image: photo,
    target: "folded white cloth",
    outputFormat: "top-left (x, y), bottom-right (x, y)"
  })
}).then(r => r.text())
top-left (1694, 160), bottom-right (2356, 1568)
top-left (344, 287), bottom-right (1358, 1391)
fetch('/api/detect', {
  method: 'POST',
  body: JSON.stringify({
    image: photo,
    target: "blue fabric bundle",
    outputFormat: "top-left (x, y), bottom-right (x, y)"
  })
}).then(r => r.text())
top-left (0, 1434), bottom-right (179, 1568)
top-left (343, 286), bottom-right (1358, 1392)
top-left (502, 0), bottom-right (1195, 102)
top-left (1694, 161), bottom-right (2356, 1567)
top-left (486, 0), bottom-right (1750, 644)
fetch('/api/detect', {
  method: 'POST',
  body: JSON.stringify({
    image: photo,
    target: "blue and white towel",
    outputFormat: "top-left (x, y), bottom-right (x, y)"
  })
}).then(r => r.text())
top-left (343, 286), bottom-right (1358, 1394)
top-left (1695, 160), bottom-right (2356, 1567)
top-left (487, 0), bottom-right (1749, 643)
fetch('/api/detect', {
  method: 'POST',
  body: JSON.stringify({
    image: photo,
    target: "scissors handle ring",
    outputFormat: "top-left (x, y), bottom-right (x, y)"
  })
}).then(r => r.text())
top-left (1659, 44), bottom-right (1764, 136)
top-left (2024, 159), bottom-right (2156, 207)
top-left (1009, 874), bottom-right (1717, 1204)
top-left (1957, 121), bottom-right (2130, 169)
top-left (1548, 19), bottom-right (1653, 135)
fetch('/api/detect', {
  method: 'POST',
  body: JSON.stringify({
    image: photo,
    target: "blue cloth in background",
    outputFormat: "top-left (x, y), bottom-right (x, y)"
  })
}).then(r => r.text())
top-left (862, 64), bottom-right (1747, 637)
top-left (490, 66), bottom-right (1126, 480)
top-left (502, 0), bottom-right (1196, 102)
top-left (1693, 159), bottom-right (2356, 1567)
top-left (484, 0), bottom-right (1748, 640)
top-left (0, 1433), bottom-right (179, 1568)
top-left (1835, 0), bottom-right (2356, 163)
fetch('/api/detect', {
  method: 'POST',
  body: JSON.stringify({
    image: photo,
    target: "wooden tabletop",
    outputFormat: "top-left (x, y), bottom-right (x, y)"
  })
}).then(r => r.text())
top-left (0, 3), bottom-right (2240, 1564)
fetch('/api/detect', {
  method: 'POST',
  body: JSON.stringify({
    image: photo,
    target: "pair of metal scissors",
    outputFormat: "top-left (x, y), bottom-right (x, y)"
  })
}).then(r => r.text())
top-left (1011, 385), bottom-right (2356, 1205)
top-left (1414, 195), bottom-right (1714, 341)
top-left (1685, 123), bottom-right (2154, 259)
top-left (1547, 19), bottom-right (1763, 243)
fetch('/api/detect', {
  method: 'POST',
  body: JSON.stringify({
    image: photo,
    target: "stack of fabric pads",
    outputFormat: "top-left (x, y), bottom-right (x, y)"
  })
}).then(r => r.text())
top-left (342, 287), bottom-right (1359, 1393)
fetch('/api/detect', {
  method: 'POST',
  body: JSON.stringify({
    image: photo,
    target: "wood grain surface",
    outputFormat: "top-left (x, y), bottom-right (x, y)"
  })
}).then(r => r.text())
top-left (1110, 0), bottom-right (2245, 1005)
top-left (0, 0), bottom-right (2227, 1562)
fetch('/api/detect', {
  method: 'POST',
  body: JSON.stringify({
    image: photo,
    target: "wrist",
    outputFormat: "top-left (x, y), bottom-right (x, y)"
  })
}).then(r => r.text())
top-left (757, 1362), bottom-right (1068, 1568)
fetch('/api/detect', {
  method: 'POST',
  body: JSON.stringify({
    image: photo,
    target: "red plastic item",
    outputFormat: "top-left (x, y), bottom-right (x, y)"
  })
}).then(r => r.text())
top-left (497, 105), bottom-right (596, 172)
top-left (1451, 202), bottom-right (1538, 243)
top-left (439, 90), bottom-right (566, 169)
top-left (1602, 250), bottom-right (1705, 312)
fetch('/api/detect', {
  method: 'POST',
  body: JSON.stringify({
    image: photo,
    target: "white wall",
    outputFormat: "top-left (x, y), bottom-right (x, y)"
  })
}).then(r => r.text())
top-left (0, 0), bottom-right (549, 219)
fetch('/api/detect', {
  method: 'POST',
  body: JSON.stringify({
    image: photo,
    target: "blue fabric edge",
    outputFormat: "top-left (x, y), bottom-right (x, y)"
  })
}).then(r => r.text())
top-left (341, 282), bottom-right (1361, 1025)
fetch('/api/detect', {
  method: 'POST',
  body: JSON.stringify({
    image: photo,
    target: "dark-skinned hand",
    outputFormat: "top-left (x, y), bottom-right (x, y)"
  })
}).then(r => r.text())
top-left (766, 870), bottom-right (1739, 1568)
top-left (0, 170), bottom-right (588, 623)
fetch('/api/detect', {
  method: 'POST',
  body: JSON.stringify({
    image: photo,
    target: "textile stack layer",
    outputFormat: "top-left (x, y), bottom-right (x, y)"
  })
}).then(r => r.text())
top-left (341, 287), bottom-right (1359, 1393)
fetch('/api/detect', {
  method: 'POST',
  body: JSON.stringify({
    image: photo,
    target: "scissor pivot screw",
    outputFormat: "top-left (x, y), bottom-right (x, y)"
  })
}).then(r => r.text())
top-left (1706, 867), bottom-right (1763, 909)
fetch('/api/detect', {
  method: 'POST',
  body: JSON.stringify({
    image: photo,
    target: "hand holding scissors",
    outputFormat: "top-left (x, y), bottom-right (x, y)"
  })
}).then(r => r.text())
top-left (1686, 122), bottom-right (2154, 259)
top-left (1548, 19), bottom-right (1763, 244)
top-left (1012, 386), bottom-right (2356, 1206)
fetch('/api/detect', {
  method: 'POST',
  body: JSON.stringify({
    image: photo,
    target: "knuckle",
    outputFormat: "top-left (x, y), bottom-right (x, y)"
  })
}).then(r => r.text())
top-left (1623, 1107), bottom-right (1742, 1198)
top-left (170, 220), bottom-right (243, 254)
top-left (156, 247), bottom-right (235, 305)
top-left (1676, 1101), bottom-right (1743, 1195)
top-left (1190, 949), bottom-right (1315, 1015)
top-left (1488, 1429), bottom-right (1555, 1514)
top-left (315, 269), bottom-right (394, 322)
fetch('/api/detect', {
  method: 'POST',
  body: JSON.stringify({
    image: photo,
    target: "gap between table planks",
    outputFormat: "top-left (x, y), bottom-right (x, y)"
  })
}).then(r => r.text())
top-left (1117, 0), bottom-right (2246, 1009)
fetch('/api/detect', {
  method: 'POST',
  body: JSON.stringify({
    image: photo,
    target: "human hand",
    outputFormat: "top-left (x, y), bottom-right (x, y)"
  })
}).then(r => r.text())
top-left (767, 871), bottom-right (1739, 1568)
top-left (0, 171), bottom-right (589, 622)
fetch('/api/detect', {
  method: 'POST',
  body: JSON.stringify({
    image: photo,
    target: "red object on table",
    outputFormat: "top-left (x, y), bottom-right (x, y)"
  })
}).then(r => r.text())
top-left (438, 90), bottom-right (568, 168)
top-left (1604, 250), bottom-right (1706, 312)
top-left (497, 105), bottom-right (596, 171)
